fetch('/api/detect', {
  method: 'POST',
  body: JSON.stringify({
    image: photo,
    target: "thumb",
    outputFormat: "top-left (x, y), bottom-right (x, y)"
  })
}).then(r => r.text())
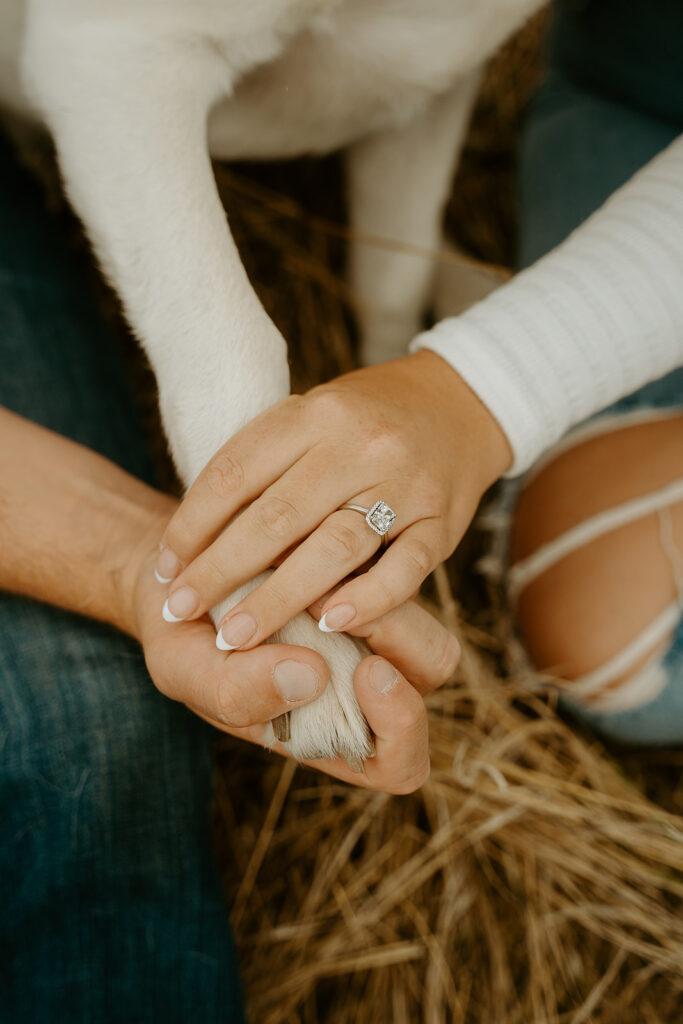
top-left (354, 656), bottom-right (430, 794)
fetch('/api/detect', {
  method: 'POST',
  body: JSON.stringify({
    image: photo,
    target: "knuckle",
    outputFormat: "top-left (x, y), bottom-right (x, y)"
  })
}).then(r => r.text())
top-left (390, 699), bottom-right (425, 740)
top-left (433, 633), bottom-right (460, 685)
top-left (389, 760), bottom-right (431, 795)
top-left (370, 573), bottom-right (396, 614)
top-left (205, 451), bottom-right (245, 500)
top-left (262, 580), bottom-right (290, 613)
top-left (215, 678), bottom-right (250, 728)
top-left (363, 430), bottom-right (391, 462)
top-left (160, 657), bottom-right (203, 707)
top-left (403, 539), bottom-right (434, 580)
top-left (321, 521), bottom-right (363, 563)
top-left (365, 429), bottom-right (410, 465)
top-left (255, 495), bottom-right (299, 540)
top-left (438, 525), bottom-right (455, 559)
top-left (193, 549), bottom-right (228, 589)
top-left (282, 393), bottom-right (306, 415)
top-left (145, 650), bottom-right (174, 700)
top-left (305, 387), bottom-right (349, 424)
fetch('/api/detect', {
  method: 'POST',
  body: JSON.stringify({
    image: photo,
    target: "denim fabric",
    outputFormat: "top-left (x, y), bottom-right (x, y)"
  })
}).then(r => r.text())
top-left (0, 134), bottom-right (245, 1021)
top-left (515, 0), bottom-right (683, 744)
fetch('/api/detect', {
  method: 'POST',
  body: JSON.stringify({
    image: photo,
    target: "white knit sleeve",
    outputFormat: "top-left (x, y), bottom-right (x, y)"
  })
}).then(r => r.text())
top-left (410, 135), bottom-right (683, 476)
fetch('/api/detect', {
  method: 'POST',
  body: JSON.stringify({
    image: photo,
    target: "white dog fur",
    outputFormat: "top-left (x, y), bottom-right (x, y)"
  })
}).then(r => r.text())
top-left (0, 0), bottom-right (542, 764)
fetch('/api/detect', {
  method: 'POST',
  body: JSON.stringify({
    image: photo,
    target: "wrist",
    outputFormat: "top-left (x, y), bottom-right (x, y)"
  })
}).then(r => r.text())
top-left (112, 495), bottom-right (177, 640)
top-left (405, 349), bottom-right (512, 486)
top-left (0, 408), bottom-right (179, 638)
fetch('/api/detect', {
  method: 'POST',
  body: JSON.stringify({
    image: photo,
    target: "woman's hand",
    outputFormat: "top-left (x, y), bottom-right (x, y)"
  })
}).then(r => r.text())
top-left (155, 351), bottom-right (511, 648)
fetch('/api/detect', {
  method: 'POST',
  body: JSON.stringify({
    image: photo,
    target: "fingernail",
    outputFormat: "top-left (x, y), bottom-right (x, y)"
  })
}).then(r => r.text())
top-left (370, 659), bottom-right (398, 695)
top-left (319, 603), bottom-right (356, 632)
top-left (162, 585), bottom-right (199, 623)
top-left (154, 546), bottom-right (181, 584)
top-left (216, 612), bottom-right (257, 651)
top-left (273, 660), bottom-right (319, 702)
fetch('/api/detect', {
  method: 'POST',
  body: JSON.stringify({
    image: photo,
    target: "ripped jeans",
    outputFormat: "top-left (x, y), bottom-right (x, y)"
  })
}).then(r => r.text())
top-left (495, 0), bottom-right (683, 744)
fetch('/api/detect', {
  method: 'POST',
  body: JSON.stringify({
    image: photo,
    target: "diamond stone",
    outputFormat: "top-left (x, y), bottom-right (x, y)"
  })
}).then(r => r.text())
top-left (366, 500), bottom-right (396, 536)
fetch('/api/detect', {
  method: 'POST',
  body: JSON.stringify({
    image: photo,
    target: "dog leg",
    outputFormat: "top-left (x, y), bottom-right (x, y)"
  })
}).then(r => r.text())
top-left (23, 18), bottom-right (372, 764)
top-left (22, 18), bottom-right (291, 476)
top-left (346, 71), bottom-right (481, 366)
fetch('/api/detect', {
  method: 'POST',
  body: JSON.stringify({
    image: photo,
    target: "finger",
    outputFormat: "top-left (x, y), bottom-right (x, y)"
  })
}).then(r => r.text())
top-left (307, 590), bottom-right (459, 695)
top-left (199, 655), bottom-right (432, 794)
top-left (212, 509), bottom-right (380, 649)
top-left (150, 613), bottom-right (329, 729)
top-left (299, 657), bottom-right (431, 794)
top-left (354, 601), bottom-right (460, 695)
top-left (156, 396), bottom-right (307, 580)
top-left (160, 452), bottom-right (383, 624)
top-left (317, 521), bottom-right (443, 633)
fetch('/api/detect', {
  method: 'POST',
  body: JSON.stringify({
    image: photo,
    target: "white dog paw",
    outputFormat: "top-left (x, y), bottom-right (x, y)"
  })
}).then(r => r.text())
top-left (271, 614), bottom-right (375, 769)
top-left (211, 579), bottom-right (375, 770)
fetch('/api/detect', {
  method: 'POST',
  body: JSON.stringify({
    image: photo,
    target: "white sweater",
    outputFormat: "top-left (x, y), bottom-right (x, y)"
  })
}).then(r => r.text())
top-left (410, 135), bottom-right (683, 476)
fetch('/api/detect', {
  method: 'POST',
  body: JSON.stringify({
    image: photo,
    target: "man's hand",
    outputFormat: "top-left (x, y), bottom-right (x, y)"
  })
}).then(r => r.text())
top-left (131, 536), bottom-right (459, 793)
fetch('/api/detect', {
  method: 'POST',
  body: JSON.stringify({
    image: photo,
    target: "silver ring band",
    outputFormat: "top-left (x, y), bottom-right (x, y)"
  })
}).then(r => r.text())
top-left (340, 499), bottom-right (397, 545)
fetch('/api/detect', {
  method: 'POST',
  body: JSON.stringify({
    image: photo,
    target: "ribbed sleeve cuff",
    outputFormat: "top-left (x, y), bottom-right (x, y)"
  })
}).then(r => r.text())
top-left (410, 317), bottom-right (565, 475)
top-left (410, 136), bottom-right (683, 476)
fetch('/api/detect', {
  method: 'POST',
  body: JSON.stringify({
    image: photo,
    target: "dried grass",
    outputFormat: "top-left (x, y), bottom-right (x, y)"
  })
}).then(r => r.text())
top-left (215, 622), bottom-right (683, 1021)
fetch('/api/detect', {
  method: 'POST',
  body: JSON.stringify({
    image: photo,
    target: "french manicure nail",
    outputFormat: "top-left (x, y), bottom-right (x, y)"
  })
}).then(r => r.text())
top-left (154, 546), bottom-right (181, 584)
top-left (273, 660), bottom-right (319, 702)
top-left (369, 659), bottom-right (398, 695)
top-left (318, 603), bottom-right (356, 633)
top-left (162, 585), bottom-right (199, 623)
top-left (216, 612), bottom-right (257, 651)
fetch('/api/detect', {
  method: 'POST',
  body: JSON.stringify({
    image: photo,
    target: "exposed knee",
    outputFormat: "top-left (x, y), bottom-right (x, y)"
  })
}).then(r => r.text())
top-left (509, 415), bottom-right (683, 707)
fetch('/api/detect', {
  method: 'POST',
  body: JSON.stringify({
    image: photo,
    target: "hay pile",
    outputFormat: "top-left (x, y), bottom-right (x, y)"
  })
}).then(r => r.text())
top-left (210, 13), bottom-right (683, 1023)
top-left (216, 623), bottom-right (683, 1022)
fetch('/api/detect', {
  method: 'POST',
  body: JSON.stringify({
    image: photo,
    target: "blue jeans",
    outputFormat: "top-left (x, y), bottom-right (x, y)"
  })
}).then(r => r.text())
top-left (0, 135), bottom-right (245, 1022)
top-left (514, 0), bottom-right (683, 743)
